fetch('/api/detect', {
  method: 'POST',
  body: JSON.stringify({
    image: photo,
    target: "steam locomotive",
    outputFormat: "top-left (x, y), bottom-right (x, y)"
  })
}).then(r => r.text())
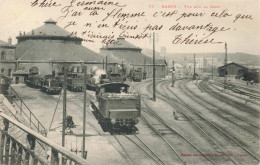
top-left (26, 75), bottom-right (61, 95)
top-left (90, 83), bottom-right (140, 133)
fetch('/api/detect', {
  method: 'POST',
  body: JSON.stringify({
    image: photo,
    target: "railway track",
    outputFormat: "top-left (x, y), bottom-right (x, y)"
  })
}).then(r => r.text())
top-left (113, 135), bottom-right (137, 165)
top-left (207, 81), bottom-right (260, 105)
top-left (212, 80), bottom-right (260, 100)
top-left (113, 134), bottom-right (165, 165)
top-left (151, 81), bottom-right (240, 165)
top-left (198, 82), bottom-right (260, 126)
top-left (159, 79), bottom-right (260, 164)
top-left (142, 80), bottom-right (238, 165)
top-left (141, 104), bottom-right (213, 165)
top-left (131, 80), bottom-right (220, 164)
top-left (200, 81), bottom-right (260, 116)
top-left (182, 81), bottom-right (260, 138)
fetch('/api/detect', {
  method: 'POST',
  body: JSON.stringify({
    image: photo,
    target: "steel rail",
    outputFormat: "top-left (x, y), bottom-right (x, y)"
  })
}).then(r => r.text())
top-left (182, 81), bottom-right (259, 138)
top-left (121, 133), bottom-right (162, 165)
top-left (113, 135), bottom-right (136, 165)
top-left (165, 79), bottom-right (260, 162)
top-left (201, 81), bottom-right (260, 115)
top-left (153, 80), bottom-right (238, 165)
top-left (199, 81), bottom-right (260, 129)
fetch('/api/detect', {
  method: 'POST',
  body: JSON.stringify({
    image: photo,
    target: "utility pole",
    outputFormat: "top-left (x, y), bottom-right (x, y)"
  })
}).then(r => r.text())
top-left (193, 54), bottom-right (196, 80)
top-left (224, 42), bottom-right (228, 89)
top-left (103, 59), bottom-right (105, 70)
top-left (212, 57), bottom-right (214, 78)
top-left (106, 56), bottom-right (108, 72)
top-left (62, 65), bottom-right (68, 148)
top-left (153, 32), bottom-right (156, 102)
top-left (144, 57), bottom-right (146, 73)
top-left (143, 57), bottom-right (146, 80)
top-left (82, 65), bottom-right (87, 159)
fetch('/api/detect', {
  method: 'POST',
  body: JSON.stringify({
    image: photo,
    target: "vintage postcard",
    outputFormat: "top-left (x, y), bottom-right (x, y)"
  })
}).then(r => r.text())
top-left (0, 0), bottom-right (259, 164)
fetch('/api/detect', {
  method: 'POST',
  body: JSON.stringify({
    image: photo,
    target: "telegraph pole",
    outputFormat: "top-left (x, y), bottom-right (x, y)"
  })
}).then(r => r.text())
top-left (224, 42), bottom-right (228, 89)
top-left (62, 65), bottom-right (68, 148)
top-left (82, 65), bottom-right (87, 159)
top-left (153, 32), bottom-right (156, 102)
top-left (144, 57), bottom-right (146, 73)
top-left (193, 54), bottom-right (196, 80)
top-left (106, 56), bottom-right (108, 72)
top-left (103, 59), bottom-right (105, 70)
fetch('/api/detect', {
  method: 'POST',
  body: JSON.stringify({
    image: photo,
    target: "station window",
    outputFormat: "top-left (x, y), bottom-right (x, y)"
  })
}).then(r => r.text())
top-left (1, 52), bottom-right (6, 60)
top-left (29, 67), bottom-right (39, 75)
top-left (1, 69), bottom-right (5, 73)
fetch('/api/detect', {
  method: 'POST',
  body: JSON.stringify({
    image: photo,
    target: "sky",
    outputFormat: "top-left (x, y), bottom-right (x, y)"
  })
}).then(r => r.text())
top-left (0, 0), bottom-right (259, 55)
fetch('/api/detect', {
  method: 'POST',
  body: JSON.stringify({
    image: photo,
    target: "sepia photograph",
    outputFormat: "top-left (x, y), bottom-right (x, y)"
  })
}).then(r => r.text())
top-left (0, 0), bottom-right (259, 164)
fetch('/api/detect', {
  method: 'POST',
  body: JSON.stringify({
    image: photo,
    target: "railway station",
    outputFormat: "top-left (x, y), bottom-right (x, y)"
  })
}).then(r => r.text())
top-left (0, 18), bottom-right (259, 165)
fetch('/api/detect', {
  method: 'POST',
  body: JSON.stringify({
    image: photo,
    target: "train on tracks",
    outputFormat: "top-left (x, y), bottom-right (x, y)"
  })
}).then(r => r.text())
top-left (129, 68), bottom-right (142, 82)
top-left (90, 83), bottom-right (141, 133)
top-left (242, 71), bottom-right (260, 83)
top-left (26, 75), bottom-right (61, 94)
top-left (87, 73), bottom-right (124, 91)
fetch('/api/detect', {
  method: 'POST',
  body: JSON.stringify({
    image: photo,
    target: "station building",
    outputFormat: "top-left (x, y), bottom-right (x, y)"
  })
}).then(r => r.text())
top-left (0, 38), bottom-right (16, 77)
top-left (218, 62), bottom-right (248, 77)
top-left (0, 19), bottom-right (119, 83)
top-left (15, 19), bottom-right (109, 76)
top-left (100, 37), bottom-right (167, 78)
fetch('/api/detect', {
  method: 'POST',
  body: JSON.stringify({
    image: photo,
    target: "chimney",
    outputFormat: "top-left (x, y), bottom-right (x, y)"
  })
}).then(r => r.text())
top-left (19, 31), bottom-right (22, 36)
top-left (32, 30), bottom-right (34, 35)
top-left (8, 37), bottom-right (12, 45)
top-left (23, 31), bottom-right (25, 36)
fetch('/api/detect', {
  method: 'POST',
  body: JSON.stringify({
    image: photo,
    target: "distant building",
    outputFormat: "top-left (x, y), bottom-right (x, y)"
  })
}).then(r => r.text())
top-left (131, 59), bottom-right (167, 78)
top-left (218, 62), bottom-right (248, 77)
top-left (0, 38), bottom-right (16, 77)
top-left (100, 37), bottom-right (167, 78)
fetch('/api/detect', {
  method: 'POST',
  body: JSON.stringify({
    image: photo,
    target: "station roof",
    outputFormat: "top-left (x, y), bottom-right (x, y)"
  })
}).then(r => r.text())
top-left (218, 62), bottom-right (248, 69)
top-left (100, 37), bottom-right (167, 66)
top-left (100, 37), bottom-right (142, 51)
top-left (17, 40), bottom-right (104, 63)
top-left (16, 18), bottom-right (81, 42)
top-left (12, 70), bottom-right (29, 75)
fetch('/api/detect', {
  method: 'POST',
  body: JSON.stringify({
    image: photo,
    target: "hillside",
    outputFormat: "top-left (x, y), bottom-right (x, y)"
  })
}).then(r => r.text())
top-left (166, 52), bottom-right (260, 67)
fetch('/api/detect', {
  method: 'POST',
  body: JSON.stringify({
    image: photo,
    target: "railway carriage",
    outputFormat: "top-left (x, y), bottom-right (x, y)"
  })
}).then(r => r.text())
top-left (91, 83), bottom-right (141, 133)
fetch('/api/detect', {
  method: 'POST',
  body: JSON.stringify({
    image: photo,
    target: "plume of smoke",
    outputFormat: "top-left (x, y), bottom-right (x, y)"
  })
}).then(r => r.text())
top-left (91, 68), bottom-right (106, 84)
top-left (90, 66), bottom-right (99, 75)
